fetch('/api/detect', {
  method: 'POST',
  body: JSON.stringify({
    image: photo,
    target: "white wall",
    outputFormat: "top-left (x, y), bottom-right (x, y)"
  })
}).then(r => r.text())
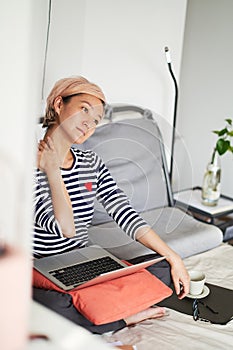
top-left (45, 0), bottom-right (187, 153)
top-left (177, 0), bottom-right (233, 197)
top-left (44, 0), bottom-right (87, 97)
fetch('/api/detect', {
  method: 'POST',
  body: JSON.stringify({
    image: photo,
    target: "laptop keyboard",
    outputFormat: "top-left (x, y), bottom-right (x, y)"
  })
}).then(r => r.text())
top-left (49, 256), bottom-right (124, 287)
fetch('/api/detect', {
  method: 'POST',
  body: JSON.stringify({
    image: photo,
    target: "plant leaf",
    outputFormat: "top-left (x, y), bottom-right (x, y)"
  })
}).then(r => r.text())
top-left (225, 118), bottom-right (232, 125)
top-left (227, 130), bottom-right (233, 137)
top-left (213, 128), bottom-right (228, 136)
top-left (216, 139), bottom-right (230, 155)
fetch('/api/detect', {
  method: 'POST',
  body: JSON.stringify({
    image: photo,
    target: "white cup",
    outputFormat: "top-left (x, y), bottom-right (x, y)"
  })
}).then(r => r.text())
top-left (189, 270), bottom-right (206, 295)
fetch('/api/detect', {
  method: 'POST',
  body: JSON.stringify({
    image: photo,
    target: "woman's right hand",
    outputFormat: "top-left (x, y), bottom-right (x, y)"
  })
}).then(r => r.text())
top-left (37, 137), bottom-right (60, 174)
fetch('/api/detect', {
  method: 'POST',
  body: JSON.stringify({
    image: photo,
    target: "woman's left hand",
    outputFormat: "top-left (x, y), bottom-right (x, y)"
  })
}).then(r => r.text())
top-left (168, 255), bottom-right (190, 299)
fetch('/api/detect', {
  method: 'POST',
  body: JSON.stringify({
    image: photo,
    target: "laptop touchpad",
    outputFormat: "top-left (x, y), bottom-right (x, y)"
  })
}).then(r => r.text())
top-left (78, 246), bottom-right (108, 259)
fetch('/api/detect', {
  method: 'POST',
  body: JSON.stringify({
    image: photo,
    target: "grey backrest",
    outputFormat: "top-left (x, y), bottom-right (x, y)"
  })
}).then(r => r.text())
top-left (79, 104), bottom-right (173, 225)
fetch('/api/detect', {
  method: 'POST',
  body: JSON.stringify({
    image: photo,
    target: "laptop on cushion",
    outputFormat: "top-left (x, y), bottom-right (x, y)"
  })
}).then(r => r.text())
top-left (34, 245), bottom-right (165, 291)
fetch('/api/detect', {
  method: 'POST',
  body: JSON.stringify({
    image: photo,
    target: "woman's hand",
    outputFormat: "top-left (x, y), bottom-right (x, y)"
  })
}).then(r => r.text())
top-left (37, 137), bottom-right (60, 174)
top-left (166, 254), bottom-right (190, 299)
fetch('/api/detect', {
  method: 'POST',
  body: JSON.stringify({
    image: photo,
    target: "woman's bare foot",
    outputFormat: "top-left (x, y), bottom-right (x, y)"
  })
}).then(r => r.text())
top-left (124, 306), bottom-right (166, 326)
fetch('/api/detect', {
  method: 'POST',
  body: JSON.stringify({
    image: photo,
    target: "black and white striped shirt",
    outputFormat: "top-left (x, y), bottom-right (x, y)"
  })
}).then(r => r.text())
top-left (33, 148), bottom-right (148, 258)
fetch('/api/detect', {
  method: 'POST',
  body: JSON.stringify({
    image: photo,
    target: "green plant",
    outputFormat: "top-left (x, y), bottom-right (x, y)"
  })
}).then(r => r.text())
top-left (211, 118), bottom-right (233, 163)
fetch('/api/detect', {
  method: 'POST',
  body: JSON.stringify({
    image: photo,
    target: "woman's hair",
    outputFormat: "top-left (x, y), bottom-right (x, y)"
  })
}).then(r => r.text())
top-left (42, 76), bottom-right (106, 127)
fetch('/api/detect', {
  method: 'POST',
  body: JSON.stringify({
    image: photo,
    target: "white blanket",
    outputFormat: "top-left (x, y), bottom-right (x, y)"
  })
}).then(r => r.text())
top-left (103, 244), bottom-right (233, 350)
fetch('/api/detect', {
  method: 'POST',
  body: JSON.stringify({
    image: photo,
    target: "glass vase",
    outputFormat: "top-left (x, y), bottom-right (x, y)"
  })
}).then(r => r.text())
top-left (201, 152), bottom-right (221, 206)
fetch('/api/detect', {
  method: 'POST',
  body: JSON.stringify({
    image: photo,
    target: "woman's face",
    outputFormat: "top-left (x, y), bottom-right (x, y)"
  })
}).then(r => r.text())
top-left (54, 93), bottom-right (104, 144)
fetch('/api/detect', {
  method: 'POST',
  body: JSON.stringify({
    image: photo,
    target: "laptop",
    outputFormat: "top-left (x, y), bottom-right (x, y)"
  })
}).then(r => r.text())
top-left (34, 245), bottom-right (165, 291)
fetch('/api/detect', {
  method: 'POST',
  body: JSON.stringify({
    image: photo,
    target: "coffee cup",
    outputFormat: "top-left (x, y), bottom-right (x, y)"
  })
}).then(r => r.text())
top-left (189, 270), bottom-right (206, 296)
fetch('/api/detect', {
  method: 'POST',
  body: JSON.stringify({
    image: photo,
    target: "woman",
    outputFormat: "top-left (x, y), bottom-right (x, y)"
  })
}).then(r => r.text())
top-left (33, 76), bottom-right (190, 334)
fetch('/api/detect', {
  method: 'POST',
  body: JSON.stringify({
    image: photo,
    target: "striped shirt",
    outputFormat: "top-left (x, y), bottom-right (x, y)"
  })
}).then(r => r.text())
top-left (33, 147), bottom-right (148, 258)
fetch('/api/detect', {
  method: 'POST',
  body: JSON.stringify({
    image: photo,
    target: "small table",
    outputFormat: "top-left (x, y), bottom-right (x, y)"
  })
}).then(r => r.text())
top-left (174, 187), bottom-right (233, 241)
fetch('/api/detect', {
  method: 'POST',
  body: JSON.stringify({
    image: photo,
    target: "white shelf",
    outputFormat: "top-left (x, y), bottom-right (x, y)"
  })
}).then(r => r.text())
top-left (174, 188), bottom-right (233, 216)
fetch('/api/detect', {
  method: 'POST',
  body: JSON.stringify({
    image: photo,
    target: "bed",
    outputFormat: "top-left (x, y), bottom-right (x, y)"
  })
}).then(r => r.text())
top-left (102, 243), bottom-right (233, 350)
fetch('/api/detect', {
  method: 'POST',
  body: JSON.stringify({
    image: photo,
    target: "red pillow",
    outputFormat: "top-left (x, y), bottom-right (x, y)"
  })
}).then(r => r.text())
top-left (33, 267), bottom-right (172, 325)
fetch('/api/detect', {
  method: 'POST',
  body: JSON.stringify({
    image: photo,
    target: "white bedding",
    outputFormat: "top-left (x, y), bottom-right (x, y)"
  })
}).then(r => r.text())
top-left (102, 244), bottom-right (233, 350)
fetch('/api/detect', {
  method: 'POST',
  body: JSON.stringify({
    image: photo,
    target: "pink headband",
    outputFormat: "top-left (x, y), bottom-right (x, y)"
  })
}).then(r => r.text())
top-left (43, 76), bottom-right (106, 127)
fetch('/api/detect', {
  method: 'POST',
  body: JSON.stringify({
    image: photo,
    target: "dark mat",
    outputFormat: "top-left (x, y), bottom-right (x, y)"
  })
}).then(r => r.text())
top-left (158, 283), bottom-right (233, 325)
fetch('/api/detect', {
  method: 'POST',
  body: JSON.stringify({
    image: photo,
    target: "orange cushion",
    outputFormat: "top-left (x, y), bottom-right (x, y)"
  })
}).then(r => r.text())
top-left (33, 267), bottom-right (172, 325)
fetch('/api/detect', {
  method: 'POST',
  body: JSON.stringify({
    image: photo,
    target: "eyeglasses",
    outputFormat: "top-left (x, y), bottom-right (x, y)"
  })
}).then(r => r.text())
top-left (192, 299), bottom-right (218, 322)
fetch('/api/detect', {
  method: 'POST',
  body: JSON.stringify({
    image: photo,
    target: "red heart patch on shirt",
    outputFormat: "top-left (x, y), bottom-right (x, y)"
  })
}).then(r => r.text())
top-left (84, 182), bottom-right (92, 191)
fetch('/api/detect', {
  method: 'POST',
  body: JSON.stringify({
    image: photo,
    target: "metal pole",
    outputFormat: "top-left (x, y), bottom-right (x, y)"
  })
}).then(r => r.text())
top-left (164, 47), bottom-right (179, 186)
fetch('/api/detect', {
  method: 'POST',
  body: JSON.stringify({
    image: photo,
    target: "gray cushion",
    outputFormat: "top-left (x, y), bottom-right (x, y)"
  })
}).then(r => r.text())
top-left (141, 207), bottom-right (223, 258)
top-left (88, 207), bottom-right (223, 260)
